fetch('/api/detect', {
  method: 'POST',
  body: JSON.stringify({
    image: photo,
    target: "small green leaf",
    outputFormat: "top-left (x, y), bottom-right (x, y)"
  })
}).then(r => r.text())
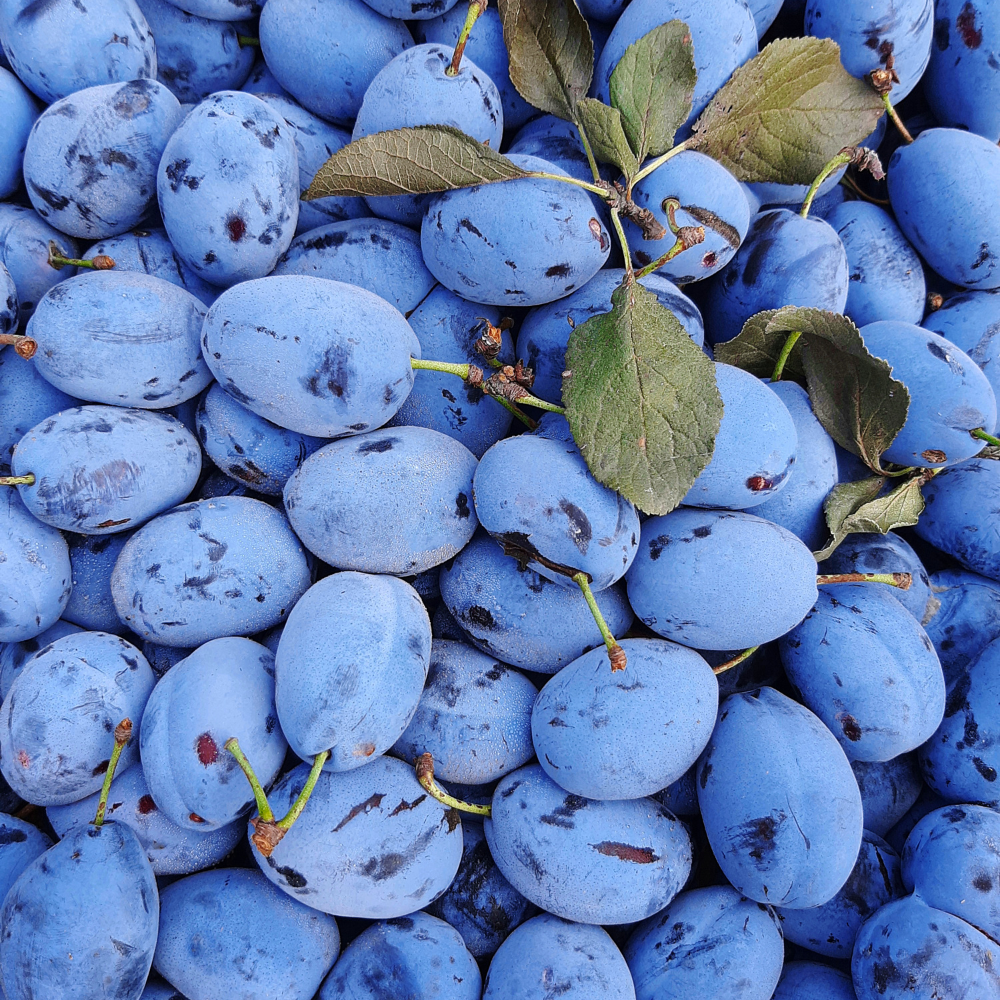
top-left (576, 98), bottom-right (638, 177)
top-left (563, 280), bottom-right (723, 514)
top-left (713, 309), bottom-right (806, 382)
top-left (814, 473), bottom-right (926, 561)
top-left (689, 36), bottom-right (884, 184)
top-left (497, 0), bottom-right (593, 121)
top-left (609, 20), bottom-right (696, 163)
top-left (303, 126), bottom-right (530, 200)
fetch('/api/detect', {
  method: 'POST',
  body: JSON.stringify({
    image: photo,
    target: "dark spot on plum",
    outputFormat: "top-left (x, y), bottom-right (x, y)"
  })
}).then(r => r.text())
top-left (466, 605), bottom-right (496, 629)
top-left (590, 841), bottom-right (659, 863)
top-left (455, 492), bottom-right (470, 519)
top-left (388, 795), bottom-right (426, 817)
top-left (957, 2), bottom-right (983, 47)
top-left (545, 263), bottom-right (571, 278)
top-left (973, 873), bottom-right (993, 892)
top-left (204, 251), bottom-right (217, 264)
top-left (747, 475), bottom-right (772, 492)
top-left (840, 714), bottom-right (863, 741)
top-left (973, 757), bottom-right (997, 782)
top-left (558, 498), bottom-right (591, 554)
top-left (700, 761), bottom-right (712, 788)
top-left (196, 733), bottom-right (218, 766)
top-left (226, 215), bottom-right (246, 242)
top-left (333, 793), bottom-right (385, 832)
top-left (274, 864), bottom-right (307, 888)
top-left (648, 535), bottom-right (670, 560)
top-left (357, 438), bottom-right (395, 454)
top-left (693, 525), bottom-right (711, 538)
top-left (540, 794), bottom-right (588, 829)
top-left (137, 795), bottom-right (157, 815)
top-left (91, 759), bottom-right (110, 776)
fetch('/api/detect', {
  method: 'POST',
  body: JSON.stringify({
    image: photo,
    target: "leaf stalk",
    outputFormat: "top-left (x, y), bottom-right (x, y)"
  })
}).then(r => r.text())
top-left (771, 331), bottom-right (802, 381)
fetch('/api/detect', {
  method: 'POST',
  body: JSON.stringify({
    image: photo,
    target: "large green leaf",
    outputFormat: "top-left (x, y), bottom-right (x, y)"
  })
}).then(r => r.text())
top-left (563, 280), bottom-right (722, 514)
top-left (303, 126), bottom-right (529, 200)
top-left (689, 37), bottom-right (884, 184)
top-left (576, 98), bottom-right (638, 177)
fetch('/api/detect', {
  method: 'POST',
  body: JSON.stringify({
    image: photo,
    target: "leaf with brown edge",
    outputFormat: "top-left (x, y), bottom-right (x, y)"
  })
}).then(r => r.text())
top-left (609, 19), bottom-right (696, 162)
top-left (576, 98), bottom-right (638, 177)
top-left (689, 36), bottom-right (884, 184)
top-left (497, 0), bottom-right (593, 121)
top-left (563, 280), bottom-right (722, 514)
top-left (303, 126), bottom-right (530, 200)
top-left (713, 309), bottom-right (806, 382)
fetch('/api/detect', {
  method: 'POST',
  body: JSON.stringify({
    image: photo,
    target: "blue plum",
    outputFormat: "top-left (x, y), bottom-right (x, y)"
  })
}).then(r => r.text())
top-left (201, 274), bottom-right (419, 437)
top-left (483, 914), bottom-right (635, 1000)
top-left (0, 0), bottom-right (155, 103)
top-left (919, 635), bottom-right (1000, 805)
top-left (136, 0), bottom-right (254, 102)
top-left (23, 80), bottom-right (181, 240)
top-left (87, 228), bottom-right (218, 306)
top-left (426, 817), bottom-right (532, 957)
top-left (697, 687), bottom-right (864, 908)
top-left (0, 631), bottom-right (154, 805)
top-left (532, 637), bottom-right (718, 800)
top-left (626, 508), bottom-right (818, 650)
top-left (0, 619), bottom-right (81, 697)
top-left (140, 636), bottom-right (287, 830)
top-left (884, 785), bottom-right (949, 855)
top-left (197, 382), bottom-right (322, 496)
top-left (48, 761), bottom-right (242, 874)
top-left (923, 289), bottom-right (1000, 404)
top-left (259, 0), bottom-right (412, 124)
top-left (860, 320), bottom-right (996, 468)
top-left (387, 288), bottom-right (511, 457)
top-left (923, 0), bottom-right (1000, 141)
top-left (655, 766), bottom-right (699, 818)
top-left (0, 67), bottom-right (37, 200)
top-left (749, 0), bottom-right (783, 36)
top-left (395, 639), bottom-right (537, 784)
top-left (852, 895), bottom-right (1000, 1000)
top-left (252, 754), bottom-right (463, 917)
top-left (0, 262), bottom-right (14, 336)
top-left (902, 803), bottom-right (1000, 939)
top-left (155, 868), bottom-right (340, 1000)
top-left (751, 380), bottom-right (838, 550)
top-left (827, 202), bottom-right (926, 327)
top-left (421, 153), bottom-right (611, 307)
top-left (317, 912), bottom-right (479, 1000)
top-left (258, 94), bottom-right (369, 234)
top-left (0, 820), bottom-right (158, 1000)
top-left (515, 267), bottom-right (704, 403)
top-left (805, 0), bottom-right (933, 101)
top-left (772, 963), bottom-right (858, 1000)
top-left (851, 754), bottom-right (924, 837)
top-left (141, 640), bottom-right (190, 677)
top-left (485, 764), bottom-right (692, 924)
top-left (353, 43), bottom-right (503, 226)
top-left (29, 272), bottom-right (210, 408)
top-left (0, 351), bottom-right (78, 468)
top-left (624, 885), bottom-right (784, 1000)
top-left (704, 209), bottom-right (849, 345)
top-left (139, 981), bottom-right (183, 1000)
top-left (64, 530), bottom-right (133, 631)
top-left (473, 415), bottom-right (639, 592)
top-left (413, 4), bottom-right (533, 129)
top-left (242, 56), bottom-right (289, 98)
top-left (594, 0), bottom-right (757, 137)
top-left (275, 571), bottom-right (430, 766)
top-left (777, 831), bottom-right (903, 959)
top-left (12, 406), bottom-right (202, 533)
top-left (923, 567), bottom-right (1000, 682)
top-left (158, 0), bottom-right (259, 20)
top-left (274, 218), bottom-right (435, 314)
top-left (284, 427), bottom-right (478, 574)
top-left (683, 363), bottom-right (797, 509)
top-left (111, 496), bottom-right (311, 646)
top-left (157, 91), bottom-right (299, 287)
top-left (780, 583), bottom-right (945, 761)
top-left (0, 813), bottom-right (49, 905)
top-left (439, 531), bottom-right (634, 673)
top-left (0, 492), bottom-right (71, 642)
top-left (625, 151), bottom-right (752, 283)
top-left (888, 128), bottom-right (1000, 289)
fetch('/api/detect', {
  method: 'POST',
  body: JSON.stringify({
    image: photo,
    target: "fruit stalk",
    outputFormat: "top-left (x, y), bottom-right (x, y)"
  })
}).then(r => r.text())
top-left (0, 474), bottom-right (35, 486)
top-left (415, 752), bottom-right (492, 816)
top-left (92, 718), bottom-right (132, 827)
top-left (972, 428), bottom-right (1000, 448)
top-left (224, 737), bottom-right (276, 824)
top-left (47, 240), bottom-right (114, 271)
top-left (446, 0), bottom-right (487, 77)
top-left (251, 750), bottom-right (330, 857)
top-left (817, 572), bottom-right (912, 590)
top-left (0, 334), bottom-right (37, 359)
top-left (572, 571), bottom-right (627, 671)
top-left (237, 34), bottom-right (260, 47)
top-left (411, 357), bottom-right (565, 414)
top-left (633, 198), bottom-right (705, 279)
top-left (713, 646), bottom-right (759, 676)
top-left (631, 137), bottom-right (693, 188)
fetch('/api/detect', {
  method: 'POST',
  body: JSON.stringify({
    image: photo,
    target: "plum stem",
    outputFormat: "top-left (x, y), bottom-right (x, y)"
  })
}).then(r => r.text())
top-left (494, 395), bottom-right (539, 430)
top-left (801, 150), bottom-right (853, 218)
top-left (771, 331), bottom-right (802, 381)
top-left (0, 474), bottom-right (35, 487)
top-left (224, 737), bottom-right (275, 824)
top-left (415, 752), bottom-right (492, 816)
top-left (633, 200), bottom-right (704, 278)
top-left (446, 0), bottom-right (487, 76)
top-left (411, 357), bottom-right (564, 414)
top-left (713, 646), bottom-right (759, 676)
top-left (527, 171), bottom-right (609, 197)
top-left (0, 335), bottom-right (36, 359)
top-left (47, 241), bottom-right (114, 271)
top-left (92, 719), bottom-right (132, 827)
top-left (972, 428), bottom-right (1000, 448)
top-left (609, 209), bottom-right (635, 281)
top-left (572, 571), bottom-right (627, 671)
top-left (276, 750), bottom-right (329, 834)
top-left (237, 34), bottom-right (260, 46)
top-left (632, 137), bottom-right (693, 186)
top-left (411, 358), bottom-right (472, 378)
top-left (817, 572), bottom-right (912, 590)
top-left (881, 93), bottom-right (913, 144)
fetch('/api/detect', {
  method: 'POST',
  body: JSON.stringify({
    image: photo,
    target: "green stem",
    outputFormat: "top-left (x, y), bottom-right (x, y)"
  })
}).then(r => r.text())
top-left (518, 393), bottom-right (564, 414)
top-left (224, 737), bottom-right (275, 823)
top-left (713, 647), bottom-right (759, 676)
top-left (0, 474), bottom-right (35, 487)
top-left (572, 571), bottom-right (626, 671)
top-left (416, 753), bottom-right (492, 816)
top-left (275, 750), bottom-right (329, 832)
top-left (881, 92), bottom-right (913, 144)
top-left (972, 427), bottom-right (1000, 448)
top-left (801, 151), bottom-right (853, 218)
top-left (527, 171), bottom-right (608, 197)
top-left (48, 241), bottom-right (114, 271)
top-left (237, 34), bottom-right (260, 46)
top-left (771, 331), bottom-right (802, 381)
top-left (609, 208), bottom-right (634, 281)
top-left (634, 228), bottom-right (700, 280)
top-left (445, 0), bottom-right (486, 76)
top-left (632, 138), bottom-right (693, 186)
top-left (411, 358), bottom-right (471, 378)
top-left (93, 719), bottom-right (132, 827)
top-left (817, 572), bottom-right (912, 590)
top-left (494, 395), bottom-right (538, 430)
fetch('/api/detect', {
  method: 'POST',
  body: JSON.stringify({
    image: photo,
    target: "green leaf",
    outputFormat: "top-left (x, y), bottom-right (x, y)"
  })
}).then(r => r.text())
top-left (497, 0), bottom-right (593, 121)
top-left (689, 36), bottom-right (884, 184)
top-left (563, 280), bottom-right (723, 514)
top-left (303, 126), bottom-right (530, 200)
top-left (609, 20), bottom-right (696, 162)
top-left (814, 473), bottom-right (926, 561)
top-left (576, 98), bottom-right (638, 177)
top-left (713, 309), bottom-right (806, 382)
